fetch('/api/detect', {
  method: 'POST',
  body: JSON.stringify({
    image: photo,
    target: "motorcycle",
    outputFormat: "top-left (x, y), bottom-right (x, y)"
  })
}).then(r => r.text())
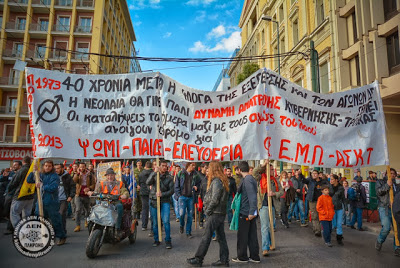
top-left (85, 186), bottom-right (138, 258)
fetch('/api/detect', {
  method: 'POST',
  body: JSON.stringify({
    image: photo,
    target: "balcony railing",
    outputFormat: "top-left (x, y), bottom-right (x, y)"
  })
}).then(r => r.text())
top-left (0, 136), bottom-right (14, 143)
top-left (0, 76), bottom-right (20, 85)
top-left (55, 0), bottom-right (72, 6)
top-left (53, 50), bottom-right (68, 59)
top-left (52, 24), bottom-right (70, 32)
top-left (0, 106), bottom-right (28, 114)
top-left (32, 0), bottom-right (51, 5)
top-left (17, 136), bottom-right (32, 143)
top-left (9, 0), bottom-right (28, 4)
top-left (3, 49), bottom-right (23, 58)
top-left (77, 0), bottom-right (94, 7)
top-left (30, 23), bottom-right (49, 32)
top-left (72, 52), bottom-right (89, 60)
top-left (75, 25), bottom-right (92, 33)
top-left (6, 22), bottom-right (26, 31)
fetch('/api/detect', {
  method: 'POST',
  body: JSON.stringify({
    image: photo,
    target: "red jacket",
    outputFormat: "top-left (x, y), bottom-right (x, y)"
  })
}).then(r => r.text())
top-left (316, 194), bottom-right (335, 221)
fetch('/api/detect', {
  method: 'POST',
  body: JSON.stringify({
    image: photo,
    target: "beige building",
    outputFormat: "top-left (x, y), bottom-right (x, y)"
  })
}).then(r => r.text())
top-left (229, 0), bottom-right (400, 175)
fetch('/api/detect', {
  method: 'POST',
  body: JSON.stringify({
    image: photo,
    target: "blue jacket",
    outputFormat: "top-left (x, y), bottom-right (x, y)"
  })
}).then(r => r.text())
top-left (27, 171), bottom-right (60, 205)
top-left (174, 169), bottom-right (201, 199)
top-left (303, 177), bottom-right (329, 202)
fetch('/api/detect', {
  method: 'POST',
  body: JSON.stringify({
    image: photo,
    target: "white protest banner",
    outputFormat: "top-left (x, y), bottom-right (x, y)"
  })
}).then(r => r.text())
top-left (25, 68), bottom-right (389, 168)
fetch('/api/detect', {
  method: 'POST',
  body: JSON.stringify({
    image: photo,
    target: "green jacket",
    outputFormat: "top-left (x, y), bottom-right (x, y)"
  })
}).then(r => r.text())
top-left (229, 193), bottom-right (241, 231)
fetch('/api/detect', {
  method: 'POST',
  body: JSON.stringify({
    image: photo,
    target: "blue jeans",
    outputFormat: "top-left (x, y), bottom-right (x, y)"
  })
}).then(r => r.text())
top-left (259, 206), bottom-right (275, 251)
top-left (342, 203), bottom-right (352, 225)
top-left (150, 202), bottom-right (171, 242)
top-left (226, 195), bottom-right (233, 224)
top-left (288, 201), bottom-right (298, 220)
top-left (36, 202), bottom-right (66, 239)
top-left (115, 202), bottom-right (123, 229)
top-left (377, 207), bottom-right (400, 249)
top-left (332, 209), bottom-right (344, 235)
top-left (179, 196), bottom-right (193, 234)
top-left (321, 220), bottom-right (332, 243)
top-left (304, 200), bottom-right (309, 220)
top-left (172, 194), bottom-right (180, 219)
top-left (289, 197), bottom-right (305, 224)
top-left (350, 207), bottom-right (363, 229)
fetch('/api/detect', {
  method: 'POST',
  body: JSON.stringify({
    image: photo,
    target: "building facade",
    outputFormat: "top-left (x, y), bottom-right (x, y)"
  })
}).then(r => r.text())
top-left (0, 0), bottom-right (141, 168)
top-left (230, 0), bottom-right (400, 174)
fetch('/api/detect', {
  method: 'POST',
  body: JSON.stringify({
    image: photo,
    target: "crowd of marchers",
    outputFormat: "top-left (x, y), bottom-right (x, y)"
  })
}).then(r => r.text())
top-left (0, 157), bottom-right (399, 266)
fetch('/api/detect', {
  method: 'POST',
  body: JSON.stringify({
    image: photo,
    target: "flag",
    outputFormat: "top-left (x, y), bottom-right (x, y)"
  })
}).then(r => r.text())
top-left (63, 160), bottom-right (67, 169)
top-left (128, 163), bottom-right (136, 200)
top-left (232, 166), bottom-right (236, 175)
top-left (122, 161), bottom-right (126, 169)
top-left (18, 160), bottom-right (40, 199)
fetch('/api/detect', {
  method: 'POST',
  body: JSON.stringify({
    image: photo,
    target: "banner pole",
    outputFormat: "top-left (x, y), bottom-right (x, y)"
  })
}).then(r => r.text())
top-left (194, 203), bottom-right (198, 230)
top-left (33, 159), bottom-right (44, 218)
top-left (156, 158), bottom-right (162, 242)
top-left (387, 165), bottom-right (400, 246)
top-left (266, 160), bottom-right (275, 249)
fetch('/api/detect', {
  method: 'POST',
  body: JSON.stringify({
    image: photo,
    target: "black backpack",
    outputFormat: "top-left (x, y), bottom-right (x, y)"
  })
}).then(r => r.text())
top-left (351, 183), bottom-right (361, 202)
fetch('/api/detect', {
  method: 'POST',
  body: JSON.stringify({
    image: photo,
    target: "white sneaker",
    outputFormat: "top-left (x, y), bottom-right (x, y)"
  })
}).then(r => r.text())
top-left (249, 258), bottom-right (261, 263)
top-left (232, 258), bottom-right (248, 263)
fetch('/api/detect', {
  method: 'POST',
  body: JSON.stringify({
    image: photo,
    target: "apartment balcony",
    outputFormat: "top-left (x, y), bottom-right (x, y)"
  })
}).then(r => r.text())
top-left (0, 136), bottom-right (14, 143)
top-left (71, 52), bottom-right (89, 61)
top-left (74, 25), bottom-right (92, 35)
top-left (29, 23), bottom-right (49, 38)
top-left (52, 24), bottom-right (70, 35)
top-left (0, 106), bottom-right (28, 118)
top-left (31, 0), bottom-right (52, 12)
top-left (54, 0), bottom-right (73, 10)
top-left (77, 0), bottom-right (94, 9)
top-left (17, 136), bottom-right (32, 143)
top-left (0, 76), bottom-right (24, 90)
top-left (7, 0), bottom-right (28, 12)
top-left (5, 22), bottom-right (26, 37)
top-left (51, 50), bottom-right (68, 60)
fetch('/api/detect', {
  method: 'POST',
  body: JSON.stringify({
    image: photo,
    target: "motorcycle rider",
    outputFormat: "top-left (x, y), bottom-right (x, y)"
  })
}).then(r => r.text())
top-left (88, 168), bottom-right (129, 239)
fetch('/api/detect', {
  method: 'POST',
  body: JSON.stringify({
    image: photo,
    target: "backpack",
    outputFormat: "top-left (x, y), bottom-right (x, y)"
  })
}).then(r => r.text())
top-left (348, 184), bottom-right (361, 201)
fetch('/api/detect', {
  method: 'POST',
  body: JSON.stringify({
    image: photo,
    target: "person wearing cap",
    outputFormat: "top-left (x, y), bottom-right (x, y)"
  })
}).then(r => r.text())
top-left (88, 168), bottom-right (129, 238)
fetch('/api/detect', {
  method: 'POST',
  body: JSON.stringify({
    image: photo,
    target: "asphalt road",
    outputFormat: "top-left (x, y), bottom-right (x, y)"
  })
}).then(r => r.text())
top-left (0, 215), bottom-right (399, 268)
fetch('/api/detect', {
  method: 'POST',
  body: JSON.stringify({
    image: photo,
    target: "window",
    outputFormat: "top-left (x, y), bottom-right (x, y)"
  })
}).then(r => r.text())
top-left (346, 12), bottom-right (357, 45)
top-left (292, 20), bottom-right (299, 45)
top-left (294, 78), bottom-right (303, 87)
top-left (17, 17), bottom-right (26, 30)
top-left (349, 55), bottom-right (360, 86)
top-left (57, 17), bottom-right (70, 31)
top-left (387, 31), bottom-right (400, 74)
top-left (319, 61), bottom-right (329, 93)
top-left (384, 0), bottom-right (398, 21)
top-left (279, 5), bottom-right (284, 23)
top-left (39, 19), bottom-right (49, 31)
top-left (273, 14), bottom-right (277, 32)
top-left (316, 0), bottom-right (325, 26)
top-left (3, 125), bottom-right (14, 141)
top-left (35, 44), bottom-right (46, 58)
top-left (54, 41), bottom-right (68, 58)
top-left (0, 17), bottom-right (3, 28)
top-left (76, 42), bottom-right (89, 59)
top-left (58, 0), bottom-right (72, 6)
top-left (78, 17), bottom-right (92, 32)
top-left (281, 37), bottom-right (285, 53)
top-left (9, 70), bottom-right (20, 85)
top-left (7, 97), bottom-right (18, 114)
top-left (13, 43), bottom-right (24, 57)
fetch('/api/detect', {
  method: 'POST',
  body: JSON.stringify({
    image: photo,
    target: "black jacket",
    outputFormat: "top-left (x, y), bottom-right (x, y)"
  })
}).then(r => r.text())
top-left (199, 174), bottom-right (208, 199)
top-left (59, 171), bottom-right (75, 199)
top-left (238, 175), bottom-right (258, 216)
top-left (376, 177), bottom-right (400, 208)
top-left (329, 184), bottom-right (345, 210)
top-left (7, 164), bottom-right (32, 200)
top-left (147, 171), bottom-right (174, 207)
top-left (204, 177), bottom-right (228, 216)
top-left (351, 182), bottom-right (367, 208)
top-left (228, 176), bottom-right (237, 197)
top-left (138, 169), bottom-right (152, 196)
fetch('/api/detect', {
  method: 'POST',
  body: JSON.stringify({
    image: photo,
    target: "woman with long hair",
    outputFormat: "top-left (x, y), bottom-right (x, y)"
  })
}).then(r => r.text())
top-left (279, 171), bottom-right (294, 228)
top-left (187, 161), bottom-right (230, 267)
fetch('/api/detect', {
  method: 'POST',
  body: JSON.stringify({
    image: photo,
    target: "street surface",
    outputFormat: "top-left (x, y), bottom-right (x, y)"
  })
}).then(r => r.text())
top-left (0, 217), bottom-right (398, 267)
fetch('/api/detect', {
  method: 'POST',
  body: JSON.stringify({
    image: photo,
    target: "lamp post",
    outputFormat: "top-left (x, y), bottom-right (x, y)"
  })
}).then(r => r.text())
top-left (262, 15), bottom-right (283, 173)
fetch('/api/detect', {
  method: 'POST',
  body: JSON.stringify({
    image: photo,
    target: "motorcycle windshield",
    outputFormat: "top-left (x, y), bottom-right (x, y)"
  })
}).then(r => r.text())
top-left (96, 180), bottom-right (121, 196)
top-left (89, 204), bottom-right (118, 227)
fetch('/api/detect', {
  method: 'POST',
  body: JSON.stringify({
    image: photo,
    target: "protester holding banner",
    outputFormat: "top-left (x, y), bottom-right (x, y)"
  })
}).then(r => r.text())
top-left (232, 161), bottom-right (260, 264)
top-left (254, 161), bottom-right (283, 256)
top-left (27, 160), bottom-right (67, 245)
top-left (303, 170), bottom-right (328, 237)
top-left (146, 160), bottom-right (174, 249)
top-left (73, 162), bottom-right (95, 232)
top-left (133, 161), bottom-right (143, 219)
top-left (138, 161), bottom-right (153, 231)
top-left (175, 162), bottom-right (200, 238)
top-left (55, 163), bottom-right (75, 234)
top-left (375, 168), bottom-right (400, 256)
top-left (8, 156), bottom-right (33, 228)
top-left (187, 161), bottom-right (229, 267)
